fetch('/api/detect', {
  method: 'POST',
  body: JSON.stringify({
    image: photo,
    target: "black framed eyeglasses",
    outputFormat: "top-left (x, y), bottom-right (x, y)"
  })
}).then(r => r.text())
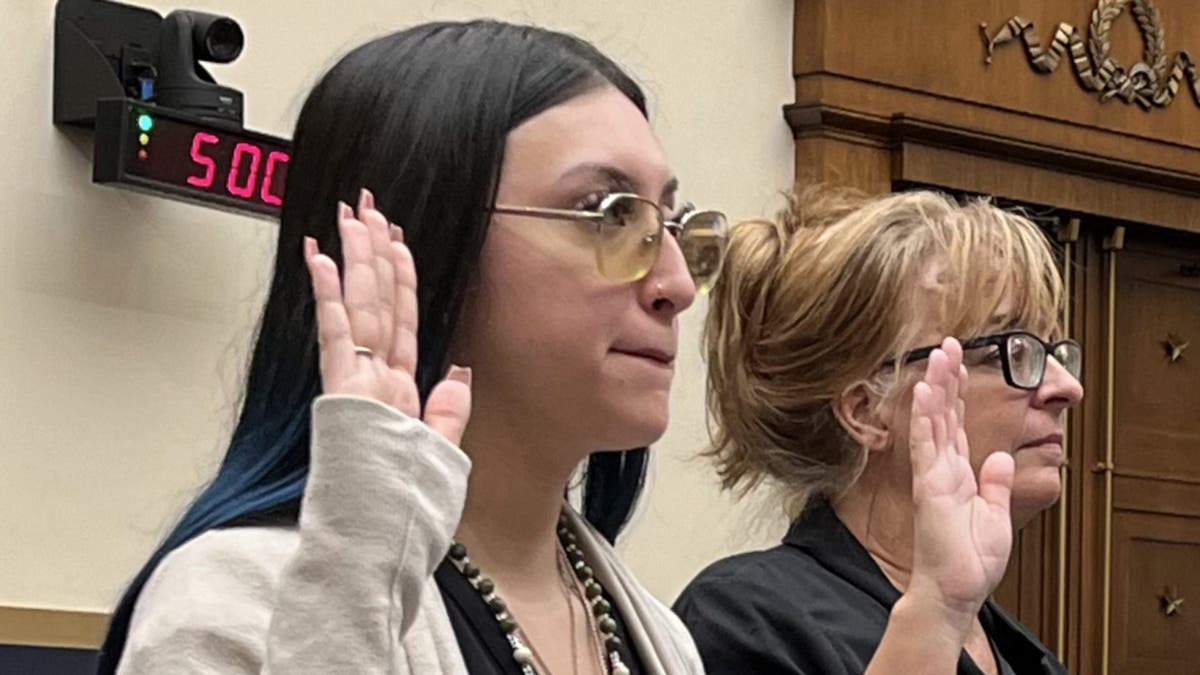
top-left (886, 331), bottom-right (1082, 391)
top-left (490, 192), bottom-right (729, 293)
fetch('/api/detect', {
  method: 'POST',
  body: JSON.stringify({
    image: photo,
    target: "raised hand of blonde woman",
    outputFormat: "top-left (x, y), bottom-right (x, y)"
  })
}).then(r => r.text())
top-left (906, 337), bottom-right (1014, 628)
top-left (304, 188), bottom-right (471, 445)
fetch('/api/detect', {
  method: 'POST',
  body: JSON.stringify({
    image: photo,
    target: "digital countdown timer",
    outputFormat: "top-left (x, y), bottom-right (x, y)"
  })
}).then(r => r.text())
top-left (93, 98), bottom-right (291, 218)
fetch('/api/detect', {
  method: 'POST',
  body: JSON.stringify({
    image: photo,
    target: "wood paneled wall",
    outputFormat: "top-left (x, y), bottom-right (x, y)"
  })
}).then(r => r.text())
top-left (789, 0), bottom-right (1200, 230)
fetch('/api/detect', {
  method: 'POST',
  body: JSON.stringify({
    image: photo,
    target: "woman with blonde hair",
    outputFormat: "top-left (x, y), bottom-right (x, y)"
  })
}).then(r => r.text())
top-left (674, 187), bottom-right (1081, 674)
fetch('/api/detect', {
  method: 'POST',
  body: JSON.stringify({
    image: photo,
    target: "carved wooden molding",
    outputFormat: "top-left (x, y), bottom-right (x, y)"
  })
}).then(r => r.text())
top-left (980, 0), bottom-right (1200, 110)
top-left (783, 102), bottom-right (1200, 195)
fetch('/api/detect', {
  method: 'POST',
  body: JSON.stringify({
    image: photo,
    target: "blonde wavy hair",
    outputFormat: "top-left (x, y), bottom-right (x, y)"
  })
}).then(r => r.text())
top-left (704, 185), bottom-right (1064, 516)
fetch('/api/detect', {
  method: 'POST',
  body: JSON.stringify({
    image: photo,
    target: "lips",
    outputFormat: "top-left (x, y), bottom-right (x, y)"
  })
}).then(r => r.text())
top-left (1019, 433), bottom-right (1064, 450)
top-left (611, 347), bottom-right (675, 366)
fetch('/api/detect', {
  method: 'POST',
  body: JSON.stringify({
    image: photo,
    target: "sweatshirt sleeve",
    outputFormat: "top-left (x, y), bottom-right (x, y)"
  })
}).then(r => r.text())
top-left (117, 394), bottom-right (471, 674)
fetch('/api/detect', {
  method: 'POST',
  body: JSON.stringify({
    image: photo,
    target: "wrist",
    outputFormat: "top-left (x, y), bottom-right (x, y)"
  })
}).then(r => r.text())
top-left (892, 586), bottom-right (979, 647)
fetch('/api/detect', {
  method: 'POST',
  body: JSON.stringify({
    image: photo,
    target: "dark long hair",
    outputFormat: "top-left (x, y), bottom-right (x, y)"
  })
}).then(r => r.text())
top-left (96, 20), bottom-right (650, 672)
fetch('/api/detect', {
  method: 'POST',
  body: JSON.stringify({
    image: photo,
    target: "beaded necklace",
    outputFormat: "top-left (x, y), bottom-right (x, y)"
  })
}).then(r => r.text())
top-left (447, 513), bottom-right (631, 675)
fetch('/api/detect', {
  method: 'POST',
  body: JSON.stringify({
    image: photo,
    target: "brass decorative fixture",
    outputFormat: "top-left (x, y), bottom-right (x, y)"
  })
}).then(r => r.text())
top-left (981, 0), bottom-right (1200, 110)
top-left (1161, 586), bottom-right (1185, 617)
top-left (1164, 333), bottom-right (1189, 363)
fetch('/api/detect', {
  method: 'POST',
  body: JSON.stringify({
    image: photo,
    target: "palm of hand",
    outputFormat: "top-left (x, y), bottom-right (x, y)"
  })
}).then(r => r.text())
top-left (304, 189), bottom-right (470, 444)
top-left (908, 339), bottom-right (1014, 617)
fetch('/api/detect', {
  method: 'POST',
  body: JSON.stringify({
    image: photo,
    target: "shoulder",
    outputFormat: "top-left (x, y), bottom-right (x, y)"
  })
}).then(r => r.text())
top-left (147, 526), bottom-right (300, 599)
top-left (672, 547), bottom-right (852, 674)
top-left (678, 539), bottom-right (888, 611)
top-left (675, 544), bottom-right (824, 610)
top-left (673, 547), bottom-right (871, 675)
top-left (673, 546), bottom-right (809, 618)
top-left (120, 527), bottom-right (299, 672)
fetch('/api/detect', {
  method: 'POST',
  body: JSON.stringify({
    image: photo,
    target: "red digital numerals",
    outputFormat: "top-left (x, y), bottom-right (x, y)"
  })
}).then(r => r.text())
top-left (187, 132), bottom-right (289, 206)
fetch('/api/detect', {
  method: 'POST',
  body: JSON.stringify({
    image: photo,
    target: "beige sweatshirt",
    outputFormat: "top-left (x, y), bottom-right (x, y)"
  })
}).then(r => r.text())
top-left (116, 395), bottom-right (703, 674)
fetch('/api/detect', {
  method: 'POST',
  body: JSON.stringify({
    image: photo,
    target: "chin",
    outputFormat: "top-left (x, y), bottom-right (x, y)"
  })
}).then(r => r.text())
top-left (599, 400), bottom-right (670, 450)
top-left (1011, 469), bottom-right (1063, 527)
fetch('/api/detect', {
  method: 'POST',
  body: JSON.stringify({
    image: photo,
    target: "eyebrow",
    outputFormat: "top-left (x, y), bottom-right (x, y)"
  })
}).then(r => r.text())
top-left (557, 163), bottom-right (679, 202)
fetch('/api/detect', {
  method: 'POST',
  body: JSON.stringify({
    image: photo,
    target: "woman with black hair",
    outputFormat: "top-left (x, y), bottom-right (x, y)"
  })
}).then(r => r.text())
top-left (98, 20), bottom-right (724, 675)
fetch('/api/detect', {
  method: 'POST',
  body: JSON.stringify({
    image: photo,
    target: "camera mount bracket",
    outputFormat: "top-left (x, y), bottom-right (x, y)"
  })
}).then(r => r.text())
top-left (54, 0), bottom-right (245, 127)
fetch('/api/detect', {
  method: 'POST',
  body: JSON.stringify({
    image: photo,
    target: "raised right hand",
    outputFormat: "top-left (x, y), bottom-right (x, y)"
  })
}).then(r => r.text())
top-left (303, 188), bottom-right (472, 446)
top-left (906, 338), bottom-right (1015, 627)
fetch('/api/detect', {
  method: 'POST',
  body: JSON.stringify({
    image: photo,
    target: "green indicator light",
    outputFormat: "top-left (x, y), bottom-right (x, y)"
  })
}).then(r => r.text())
top-left (137, 114), bottom-right (154, 132)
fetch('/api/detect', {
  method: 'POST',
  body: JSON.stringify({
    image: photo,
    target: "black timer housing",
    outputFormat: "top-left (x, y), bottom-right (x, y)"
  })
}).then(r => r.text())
top-left (54, 0), bottom-right (291, 219)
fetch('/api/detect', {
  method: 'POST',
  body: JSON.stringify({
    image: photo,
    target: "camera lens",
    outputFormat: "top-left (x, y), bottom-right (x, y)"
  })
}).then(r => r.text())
top-left (203, 18), bottom-right (244, 62)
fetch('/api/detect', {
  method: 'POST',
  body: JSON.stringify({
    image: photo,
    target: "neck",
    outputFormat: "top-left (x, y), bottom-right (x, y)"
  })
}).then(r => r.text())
top-left (834, 459), bottom-right (918, 592)
top-left (454, 403), bottom-right (588, 594)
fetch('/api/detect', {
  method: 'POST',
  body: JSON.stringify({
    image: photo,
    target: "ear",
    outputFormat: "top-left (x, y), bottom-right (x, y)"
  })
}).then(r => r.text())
top-left (832, 381), bottom-right (891, 453)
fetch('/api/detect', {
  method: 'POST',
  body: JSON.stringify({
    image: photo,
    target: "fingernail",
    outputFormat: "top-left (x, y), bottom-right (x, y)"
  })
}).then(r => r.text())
top-left (337, 201), bottom-right (351, 220)
top-left (303, 236), bottom-right (316, 259)
top-left (359, 187), bottom-right (374, 214)
top-left (390, 223), bottom-right (404, 244)
top-left (446, 365), bottom-right (472, 386)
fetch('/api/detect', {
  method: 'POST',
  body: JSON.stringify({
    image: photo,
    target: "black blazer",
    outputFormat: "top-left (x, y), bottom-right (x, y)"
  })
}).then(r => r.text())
top-left (673, 501), bottom-right (1068, 675)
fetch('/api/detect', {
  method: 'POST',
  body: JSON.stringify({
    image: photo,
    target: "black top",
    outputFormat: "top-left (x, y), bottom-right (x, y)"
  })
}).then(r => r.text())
top-left (435, 559), bottom-right (647, 674)
top-left (673, 501), bottom-right (1068, 675)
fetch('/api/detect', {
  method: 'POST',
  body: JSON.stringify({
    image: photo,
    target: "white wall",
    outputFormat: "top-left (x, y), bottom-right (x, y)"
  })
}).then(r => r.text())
top-left (0, 0), bottom-right (794, 614)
